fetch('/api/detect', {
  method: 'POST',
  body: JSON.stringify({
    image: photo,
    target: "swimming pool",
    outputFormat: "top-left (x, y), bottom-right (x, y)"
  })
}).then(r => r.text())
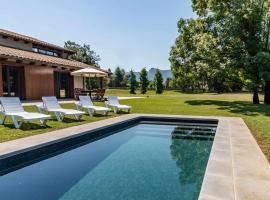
top-left (0, 120), bottom-right (216, 200)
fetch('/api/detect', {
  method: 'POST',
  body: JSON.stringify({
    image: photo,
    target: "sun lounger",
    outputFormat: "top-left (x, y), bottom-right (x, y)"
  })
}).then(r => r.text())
top-left (106, 96), bottom-right (131, 113)
top-left (38, 96), bottom-right (85, 122)
top-left (76, 96), bottom-right (110, 117)
top-left (0, 97), bottom-right (50, 129)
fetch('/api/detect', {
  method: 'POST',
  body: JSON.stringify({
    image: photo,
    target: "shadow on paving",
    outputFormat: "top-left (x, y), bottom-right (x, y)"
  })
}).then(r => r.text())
top-left (185, 100), bottom-right (270, 117)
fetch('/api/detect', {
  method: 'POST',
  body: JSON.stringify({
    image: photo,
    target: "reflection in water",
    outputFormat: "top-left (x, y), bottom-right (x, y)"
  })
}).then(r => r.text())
top-left (170, 126), bottom-right (214, 199)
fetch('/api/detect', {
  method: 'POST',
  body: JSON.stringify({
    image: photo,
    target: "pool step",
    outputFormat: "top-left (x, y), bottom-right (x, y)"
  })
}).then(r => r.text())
top-left (171, 126), bottom-right (216, 140)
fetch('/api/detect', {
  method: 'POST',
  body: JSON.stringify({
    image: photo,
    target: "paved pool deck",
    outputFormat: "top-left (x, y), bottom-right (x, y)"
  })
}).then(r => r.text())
top-left (0, 114), bottom-right (269, 199)
top-left (21, 97), bottom-right (144, 106)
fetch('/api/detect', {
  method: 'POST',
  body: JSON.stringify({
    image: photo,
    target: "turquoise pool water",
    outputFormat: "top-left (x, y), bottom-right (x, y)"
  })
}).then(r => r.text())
top-left (0, 123), bottom-right (215, 200)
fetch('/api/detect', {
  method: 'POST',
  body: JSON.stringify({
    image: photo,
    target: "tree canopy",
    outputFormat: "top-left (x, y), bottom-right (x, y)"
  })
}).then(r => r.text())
top-left (140, 68), bottom-right (149, 94)
top-left (129, 70), bottom-right (137, 94)
top-left (154, 69), bottom-right (164, 94)
top-left (64, 41), bottom-right (101, 89)
top-left (64, 41), bottom-right (100, 66)
top-left (170, 0), bottom-right (270, 104)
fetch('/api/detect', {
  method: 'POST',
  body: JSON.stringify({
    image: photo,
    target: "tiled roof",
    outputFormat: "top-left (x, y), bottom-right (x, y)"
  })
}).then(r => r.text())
top-left (0, 45), bottom-right (97, 69)
top-left (0, 29), bottom-right (73, 53)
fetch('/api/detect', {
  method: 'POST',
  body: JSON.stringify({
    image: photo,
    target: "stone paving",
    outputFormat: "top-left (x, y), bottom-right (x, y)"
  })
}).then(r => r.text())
top-left (0, 114), bottom-right (269, 199)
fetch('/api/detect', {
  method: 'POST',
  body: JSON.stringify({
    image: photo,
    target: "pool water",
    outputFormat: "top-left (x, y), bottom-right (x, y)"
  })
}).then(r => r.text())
top-left (0, 123), bottom-right (215, 200)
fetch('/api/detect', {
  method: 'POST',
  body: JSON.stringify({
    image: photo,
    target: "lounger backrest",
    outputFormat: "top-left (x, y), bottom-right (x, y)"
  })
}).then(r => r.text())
top-left (0, 97), bottom-right (24, 113)
top-left (42, 96), bottom-right (61, 110)
top-left (79, 96), bottom-right (93, 107)
top-left (107, 96), bottom-right (120, 105)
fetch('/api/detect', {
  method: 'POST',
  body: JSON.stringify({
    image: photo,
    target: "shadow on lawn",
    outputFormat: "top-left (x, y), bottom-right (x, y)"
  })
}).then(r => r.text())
top-left (3, 122), bottom-right (52, 131)
top-left (185, 100), bottom-right (270, 117)
top-left (173, 90), bottom-right (205, 94)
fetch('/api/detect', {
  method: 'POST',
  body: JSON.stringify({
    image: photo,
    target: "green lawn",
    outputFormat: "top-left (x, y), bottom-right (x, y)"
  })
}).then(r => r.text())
top-left (1, 89), bottom-right (270, 161)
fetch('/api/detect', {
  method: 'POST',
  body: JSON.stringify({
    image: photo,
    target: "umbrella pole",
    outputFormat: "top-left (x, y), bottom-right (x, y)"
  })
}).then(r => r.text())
top-left (99, 77), bottom-right (104, 89)
top-left (83, 77), bottom-right (85, 90)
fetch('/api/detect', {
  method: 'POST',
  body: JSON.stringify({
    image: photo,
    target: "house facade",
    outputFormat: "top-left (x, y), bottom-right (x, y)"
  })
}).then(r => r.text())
top-left (0, 29), bottom-right (105, 100)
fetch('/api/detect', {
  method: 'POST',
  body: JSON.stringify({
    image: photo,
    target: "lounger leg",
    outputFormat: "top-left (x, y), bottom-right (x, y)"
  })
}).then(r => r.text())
top-left (87, 109), bottom-right (93, 117)
top-left (74, 115), bottom-right (82, 120)
top-left (54, 112), bottom-right (63, 122)
top-left (76, 104), bottom-right (81, 111)
top-left (0, 115), bottom-right (6, 125)
top-left (113, 107), bottom-right (118, 113)
top-left (40, 119), bottom-right (47, 126)
top-left (11, 116), bottom-right (22, 129)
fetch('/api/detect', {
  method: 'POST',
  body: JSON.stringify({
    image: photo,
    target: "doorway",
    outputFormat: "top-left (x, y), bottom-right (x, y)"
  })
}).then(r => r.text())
top-left (54, 71), bottom-right (74, 98)
top-left (2, 65), bottom-right (25, 99)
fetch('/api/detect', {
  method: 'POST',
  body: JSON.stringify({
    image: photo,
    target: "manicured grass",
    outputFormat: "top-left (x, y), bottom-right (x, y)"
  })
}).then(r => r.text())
top-left (1, 89), bottom-right (269, 161)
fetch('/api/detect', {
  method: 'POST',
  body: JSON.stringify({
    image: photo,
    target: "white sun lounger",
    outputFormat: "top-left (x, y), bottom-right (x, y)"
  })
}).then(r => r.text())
top-left (106, 96), bottom-right (131, 113)
top-left (0, 97), bottom-right (50, 129)
top-left (38, 96), bottom-right (85, 122)
top-left (76, 96), bottom-right (110, 117)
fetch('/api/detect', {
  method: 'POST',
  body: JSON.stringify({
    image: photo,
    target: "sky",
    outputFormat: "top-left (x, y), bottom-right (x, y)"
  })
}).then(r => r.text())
top-left (0, 0), bottom-right (195, 71)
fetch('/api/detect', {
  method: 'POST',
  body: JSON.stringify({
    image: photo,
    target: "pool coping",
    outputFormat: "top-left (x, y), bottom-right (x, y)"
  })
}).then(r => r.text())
top-left (0, 114), bottom-right (269, 199)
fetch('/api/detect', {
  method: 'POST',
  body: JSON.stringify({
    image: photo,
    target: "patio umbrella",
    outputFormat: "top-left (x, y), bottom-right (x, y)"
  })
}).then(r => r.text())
top-left (71, 67), bottom-right (108, 90)
top-left (71, 67), bottom-right (108, 77)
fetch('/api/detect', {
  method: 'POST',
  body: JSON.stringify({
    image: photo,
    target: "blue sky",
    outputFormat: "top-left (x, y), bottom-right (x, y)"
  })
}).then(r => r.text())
top-left (0, 0), bottom-right (195, 71)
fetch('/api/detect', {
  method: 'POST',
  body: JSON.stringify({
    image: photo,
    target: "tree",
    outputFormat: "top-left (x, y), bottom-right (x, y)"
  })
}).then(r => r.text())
top-left (122, 69), bottom-right (129, 87)
top-left (170, 0), bottom-right (270, 104)
top-left (129, 70), bottom-right (137, 94)
top-left (170, 17), bottom-right (245, 93)
top-left (64, 41), bottom-right (100, 66)
top-left (254, 52), bottom-right (270, 104)
top-left (114, 66), bottom-right (124, 87)
top-left (140, 68), bottom-right (149, 94)
top-left (165, 78), bottom-right (171, 89)
top-left (65, 41), bottom-right (101, 89)
top-left (191, 0), bottom-right (270, 104)
top-left (154, 69), bottom-right (164, 94)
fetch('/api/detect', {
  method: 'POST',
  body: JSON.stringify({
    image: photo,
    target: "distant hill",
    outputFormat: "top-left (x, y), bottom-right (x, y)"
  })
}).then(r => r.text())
top-left (134, 68), bottom-right (172, 81)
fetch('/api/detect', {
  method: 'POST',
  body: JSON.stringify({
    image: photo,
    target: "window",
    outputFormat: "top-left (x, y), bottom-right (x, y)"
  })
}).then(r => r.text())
top-left (46, 51), bottom-right (54, 56)
top-left (32, 47), bottom-right (59, 57)
top-left (32, 47), bottom-right (38, 52)
top-left (38, 49), bottom-right (46, 54)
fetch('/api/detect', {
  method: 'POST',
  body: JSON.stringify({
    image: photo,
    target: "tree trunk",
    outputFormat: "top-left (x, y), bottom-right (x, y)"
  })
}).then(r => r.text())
top-left (253, 88), bottom-right (260, 104)
top-left (264, 81), bottom-right (270, 104)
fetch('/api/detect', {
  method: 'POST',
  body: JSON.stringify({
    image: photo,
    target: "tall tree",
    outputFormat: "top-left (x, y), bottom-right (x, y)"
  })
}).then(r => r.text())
top-left (140, 68), bottom-right (149, 94)
top-left (129, 70), bottom-right (137, 94)
top-left (154, 69), bottom-right (164, 94)
top-left (254, 52), bottom-right (270, 104)
top-left (191, 0), bottom-right (270, 104)
top-left (170, 17), bottom-right (245, 93)
top-left (114, 66), bottom-right (124, 87)
top-left (122, 69), bottom-right (129, 87)
top-left (165, 78), bottom-right (171, 89)
top-left (65, 41), bottom-right (101, 89)
top-left (64, 41), bottom-right (100, 66)
top-left (171, 0), bottom-right (270, 104)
